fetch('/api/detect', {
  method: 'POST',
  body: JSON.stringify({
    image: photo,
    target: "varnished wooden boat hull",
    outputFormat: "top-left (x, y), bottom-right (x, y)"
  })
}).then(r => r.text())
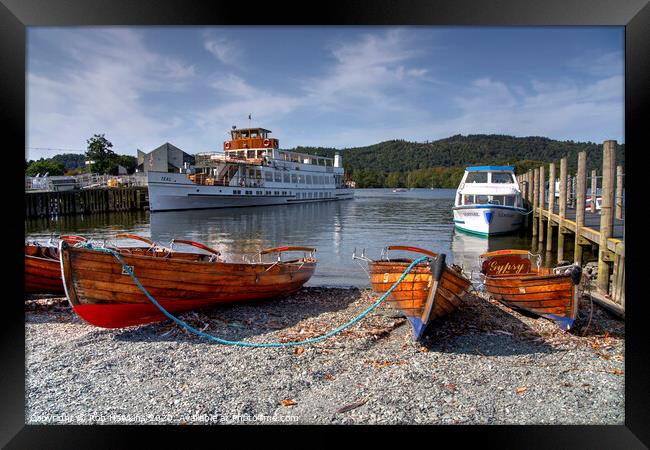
top-left (25, 245), bottom-right (64, 294)
top-left (483, 271), bottom-right (580, 330)
top-left (24, 243), bottom-right (188, 295)
top-left (60, 244), bottom-right (316, 328)
top-left (480, 251), bottom-right (581, 330)
top-left (368, 258), bottom-right (471, 341)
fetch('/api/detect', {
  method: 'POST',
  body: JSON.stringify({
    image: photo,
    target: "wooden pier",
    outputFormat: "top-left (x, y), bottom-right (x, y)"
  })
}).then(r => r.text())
top-left (516, 140), bottom-right (625, 317)
top-left (25, 187), bottom-right (149, 218)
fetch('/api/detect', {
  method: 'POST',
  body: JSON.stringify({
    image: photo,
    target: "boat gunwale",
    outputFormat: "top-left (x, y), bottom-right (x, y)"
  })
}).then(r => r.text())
top-left (65, 245), bottom-right (317, 269)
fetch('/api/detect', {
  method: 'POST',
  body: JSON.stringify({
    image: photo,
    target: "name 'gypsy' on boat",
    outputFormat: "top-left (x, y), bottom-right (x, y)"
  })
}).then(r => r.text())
top-left (147, 127), bottom-right (354, 212)
top-left (452, 166), bottom-right (528, 236)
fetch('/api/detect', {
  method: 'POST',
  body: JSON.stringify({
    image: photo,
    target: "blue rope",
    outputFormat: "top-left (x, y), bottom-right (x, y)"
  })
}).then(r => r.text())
top-left (85, 245), bottom-right (429, 347)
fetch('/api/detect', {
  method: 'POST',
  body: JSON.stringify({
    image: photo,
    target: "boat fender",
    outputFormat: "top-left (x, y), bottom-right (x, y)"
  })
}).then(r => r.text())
top-left (430, 254), bottom-right (446, 282)
top-left (225, 142), bottom-right (231, 149)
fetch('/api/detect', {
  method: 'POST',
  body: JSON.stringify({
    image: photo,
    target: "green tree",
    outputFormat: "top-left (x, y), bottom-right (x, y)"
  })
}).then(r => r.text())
top-left (112, 155), bottom-right (138, 174)
top-left (85, 134), bottom-right (116, 174)
top-left (25, 158), bottom-right (65, 177)
top-left (385, 172), bottom-right (402, 188)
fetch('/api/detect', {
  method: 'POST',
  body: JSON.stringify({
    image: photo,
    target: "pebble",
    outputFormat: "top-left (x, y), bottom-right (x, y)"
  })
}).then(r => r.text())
top-left (24, 288), bottom-right (624, 425)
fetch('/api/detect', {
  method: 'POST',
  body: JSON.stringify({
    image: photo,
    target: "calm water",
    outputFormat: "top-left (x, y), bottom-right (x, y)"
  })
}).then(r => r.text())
top-left (26, 189), bottom-right (548, 287)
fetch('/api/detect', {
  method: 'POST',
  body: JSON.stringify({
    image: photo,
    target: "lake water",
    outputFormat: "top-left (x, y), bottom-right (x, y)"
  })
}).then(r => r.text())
top-left (25, 188), bottom-right (544, 287)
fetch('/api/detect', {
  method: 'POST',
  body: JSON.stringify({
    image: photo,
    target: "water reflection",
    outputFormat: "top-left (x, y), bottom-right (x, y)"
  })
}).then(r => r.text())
top-left (25, 189), bottom-right (556, 287)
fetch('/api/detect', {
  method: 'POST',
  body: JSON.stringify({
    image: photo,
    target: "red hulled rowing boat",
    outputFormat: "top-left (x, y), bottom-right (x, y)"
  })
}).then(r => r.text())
top-left (60, 237), bottom-right (317, 328)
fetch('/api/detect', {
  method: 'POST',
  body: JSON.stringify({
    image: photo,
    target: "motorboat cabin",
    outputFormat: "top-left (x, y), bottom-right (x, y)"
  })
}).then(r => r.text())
top-left (452, 166), bottom-right (527, 236)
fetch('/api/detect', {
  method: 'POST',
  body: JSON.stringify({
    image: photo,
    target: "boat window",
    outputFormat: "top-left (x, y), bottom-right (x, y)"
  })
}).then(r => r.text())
top-left (487, 196), bottom-right (501, 205)
top-left (463, 195), bottom-right (474, 205)
top-left (466, 172), bottom-right (488, 183)
top-left (291, 174), bottom-right (297, 183)
top-left (264, 172), bottom-right (273, 182)
top-left (504, 195), bottom-right (515, 206)
top-left (476, 195), bottom-right (490, 204)
top-left (491, 172), bottom-right (513, 184)
top-left (306, 175), bottom-right (312, 184)
top-left (251, 130), bottom-right (259, 138)
top-left (274, 172), bottom-right (282, 182)
top-left (283, 173), bottom-right (290, 183)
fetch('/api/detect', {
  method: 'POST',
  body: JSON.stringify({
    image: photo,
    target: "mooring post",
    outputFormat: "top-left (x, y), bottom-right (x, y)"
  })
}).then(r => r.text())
top-left (532, 168), bottom-right (539, 238)
top-left (574, 152), bottom-right (587, 265)
top-left (615, 165), bottom-right (623, 220)
top-left (537, 166), bottom-right (545, 244)
top-left (590, 169), bottom-right (597, 214)
top-left (558, 157), bottom-right (568, 262)
top-left (546, 162), bottom-right (556, 253)
top-left (597, 140), bottom-right (616, 294)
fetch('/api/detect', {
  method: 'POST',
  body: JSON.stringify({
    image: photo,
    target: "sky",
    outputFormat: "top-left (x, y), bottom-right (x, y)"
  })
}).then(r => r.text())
top-left (26, 26), bottom-right (624, 160)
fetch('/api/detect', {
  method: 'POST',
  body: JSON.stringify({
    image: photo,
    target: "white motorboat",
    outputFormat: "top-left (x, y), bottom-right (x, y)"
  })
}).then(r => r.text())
top-left (452, 166), bottom-right (527, 237)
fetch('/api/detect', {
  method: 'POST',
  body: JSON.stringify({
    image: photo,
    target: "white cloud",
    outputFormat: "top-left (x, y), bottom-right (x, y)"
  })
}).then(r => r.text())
top-left (27, 29), bottom-right (196, 159)
top-left (566, 50), bottom-right (624, 77)
top-left (203, 32), bottom-right (238, 65)
top-left (27, 28), bottom-right (624, 158)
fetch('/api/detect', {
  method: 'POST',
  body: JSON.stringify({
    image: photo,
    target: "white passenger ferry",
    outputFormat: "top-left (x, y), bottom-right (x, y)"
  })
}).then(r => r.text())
top-left (147, 127), bottom-right (354, 212)
top-left (452, 166), bottom-right (527, 236)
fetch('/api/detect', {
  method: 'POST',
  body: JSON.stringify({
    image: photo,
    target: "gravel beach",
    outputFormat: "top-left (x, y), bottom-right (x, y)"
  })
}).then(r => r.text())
top-left (25, 287), bottom-right (624, 425)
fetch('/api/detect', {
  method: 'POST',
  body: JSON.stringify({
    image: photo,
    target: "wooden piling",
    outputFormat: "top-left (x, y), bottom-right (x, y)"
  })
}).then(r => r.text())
top-left (574, 152), bottom-right (587, 265)
top-left (538, 165), bottom-right (545, 243)
top-left (597, 140), bottom-right (616, 294)
top-left (546, 162), bottom-right (555, 252)
top-left (616, 165), bottom-right (624, 220)
top-left (557, 157), bottom-right (568, 262)
top-left (532, 168), bottom-right (539, 238)
top-left (590, 170), bottom-right (597, 214)
top-left (25, 186), bottom-right (149, 219)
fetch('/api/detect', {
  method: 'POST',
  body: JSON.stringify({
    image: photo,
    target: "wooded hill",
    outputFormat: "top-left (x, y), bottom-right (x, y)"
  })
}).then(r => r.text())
top-left (288, 134), bottom-right (625, 188)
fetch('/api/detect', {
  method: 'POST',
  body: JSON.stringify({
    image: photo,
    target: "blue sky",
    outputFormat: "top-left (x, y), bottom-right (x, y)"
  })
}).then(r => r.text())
top-left (26, 26), bottom-right (624, 160)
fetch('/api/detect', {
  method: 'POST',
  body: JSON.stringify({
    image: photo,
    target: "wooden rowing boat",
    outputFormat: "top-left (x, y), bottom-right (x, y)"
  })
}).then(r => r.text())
top-left (25, 235), bottom-right (90, 294)
top-left (479, 250), bottom-right (582, 330)
top-left (355, 245), bottom-right (472, 341)
top-left (24, 234), bottom-right (167, 295)
top-left (60, 237), bottom-right (317, 328)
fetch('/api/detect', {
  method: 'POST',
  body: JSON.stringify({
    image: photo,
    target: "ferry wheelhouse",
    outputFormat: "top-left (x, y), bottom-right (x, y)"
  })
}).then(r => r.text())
top-left (147, 127), bottom-right (354, 212)
top-left (452, 166), bottom-right (527, 236)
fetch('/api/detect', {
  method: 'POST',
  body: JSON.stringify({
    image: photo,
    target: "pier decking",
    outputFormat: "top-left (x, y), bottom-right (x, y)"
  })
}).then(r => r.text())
top-left (517, 140), bottom-right (625, 317)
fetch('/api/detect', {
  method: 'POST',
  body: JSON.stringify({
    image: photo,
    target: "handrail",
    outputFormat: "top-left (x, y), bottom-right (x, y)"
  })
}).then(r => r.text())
top-left (115, 233), bottom-right (155, 245)
top-left (479, 249), bottom-right (531, 259)
top-left (384, 245), bottom-right (438, 258)
top-left (59, 235), bottom-right (88, 245)
top-left (259, 246), bottom-right (316, 256)
top-left (171, 239), bottom-right (221, 256)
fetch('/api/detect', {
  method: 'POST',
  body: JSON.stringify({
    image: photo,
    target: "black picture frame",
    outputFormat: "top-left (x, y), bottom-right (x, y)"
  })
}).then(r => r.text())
top-left (3, 0), bottom-right (648, 447)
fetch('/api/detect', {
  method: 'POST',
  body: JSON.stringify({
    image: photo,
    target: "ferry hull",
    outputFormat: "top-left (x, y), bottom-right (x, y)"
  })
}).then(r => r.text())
top-left (148, 172), bottom-right (354, 212)
top-left (452, 206), bottom-right (525, 236)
